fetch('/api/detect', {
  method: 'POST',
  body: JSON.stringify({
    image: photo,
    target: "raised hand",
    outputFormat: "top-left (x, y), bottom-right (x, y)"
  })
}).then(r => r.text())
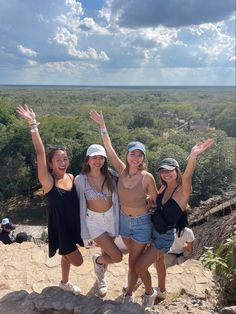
top-left (16, 104), bottom-right (35, 122)
top-left (190, 138), bottom-right (215, 157)
top-left (89, 110), bottom-right (105, 128)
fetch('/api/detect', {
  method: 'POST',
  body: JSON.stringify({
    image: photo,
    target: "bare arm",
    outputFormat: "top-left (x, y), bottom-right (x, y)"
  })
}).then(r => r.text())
top-left (89, 110), bottom-right (125, 174)
top-left (144, 172), bottom-right (158, 206)
top-left (184, 241), bottom-right (193, 253)
top-left (182, 138), bottom-right (215, 198)
top-left (16, 105), bottom-right (53, 192)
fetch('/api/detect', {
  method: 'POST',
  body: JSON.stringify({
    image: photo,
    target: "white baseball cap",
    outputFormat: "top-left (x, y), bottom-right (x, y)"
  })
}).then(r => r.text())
top-left (1, 218), bottom-right (9, 225)
top-left (86, 144), bottom-right (107, 158)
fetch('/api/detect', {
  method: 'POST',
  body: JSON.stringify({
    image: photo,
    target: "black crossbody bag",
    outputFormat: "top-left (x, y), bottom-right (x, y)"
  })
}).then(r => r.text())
top-left (151, 205), bottom-right (176, 234)
top-left (151, 186), bottom-right (179, 234)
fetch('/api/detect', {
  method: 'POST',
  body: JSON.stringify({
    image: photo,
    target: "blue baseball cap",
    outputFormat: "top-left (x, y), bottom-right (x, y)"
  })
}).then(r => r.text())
top-left (127, 141), bottom-right (146, 155)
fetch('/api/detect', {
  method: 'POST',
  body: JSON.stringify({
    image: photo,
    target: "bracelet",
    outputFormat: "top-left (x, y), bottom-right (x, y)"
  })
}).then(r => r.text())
top-left (101, 129), bottom-right (108, 136)
top-left (30, 127), bottom-right (38, 133)
top-left (30, 122), bottom-right (40, 127)
top-left (29, 119), bottom-right (40, 127)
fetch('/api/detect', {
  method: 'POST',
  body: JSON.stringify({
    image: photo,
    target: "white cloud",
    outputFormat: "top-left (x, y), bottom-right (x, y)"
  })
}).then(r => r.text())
top-left (27, 60), bottom-right (38, 66)
top-left (17, 44), bottom-right (38, 57)
top-left (65, 0), bottom-right (83, 16)
top-left (53, 27), bottom-right (109, 60)
top-left (44, 61), bottom-right (77, 73)
top-left (0, 0), bottom-right (235, 85)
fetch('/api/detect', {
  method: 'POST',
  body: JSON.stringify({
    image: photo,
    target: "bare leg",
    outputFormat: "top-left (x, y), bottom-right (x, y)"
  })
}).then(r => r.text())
top-left (61, 256), bottom-right (70, 283)
top-left (94, 233), bottom-right (122, 265)
top-left (61, 248), bottom-right (83, 283)
top-left (123, 237), bottom-right (147, 295)
top-left (135, 244), bottom-right (158, 294)
top-left (156, 250), bottom-right (166, 292)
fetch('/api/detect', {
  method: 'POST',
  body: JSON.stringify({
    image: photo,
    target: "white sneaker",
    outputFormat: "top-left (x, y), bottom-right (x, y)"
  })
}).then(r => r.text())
top-left (155, 287), bottom-right (167, 300)
top-left (98, 278), bottom-right (107, 297)
top-left (142, 288), bottom-right (158, 308)
top-left (92, 254), bottom-right (105, 280)
top-left (59, 281), bottom-right (81, 295)
top-left (92, 254), bottom-right (107, 296)
top-left (122, 277), bottom-right (142, 293)
top-left (123, 293), bottom-right (134, 303)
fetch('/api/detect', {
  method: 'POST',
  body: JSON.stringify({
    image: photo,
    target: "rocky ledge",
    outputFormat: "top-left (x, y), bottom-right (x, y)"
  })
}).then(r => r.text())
top-left (0, 241), bottom-right (228, 314)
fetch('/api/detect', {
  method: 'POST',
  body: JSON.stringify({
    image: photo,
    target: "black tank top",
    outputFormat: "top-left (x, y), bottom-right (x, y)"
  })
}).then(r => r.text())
top-left (156, 186), bottom-right (183, 227)
top-left (45, 175), bottom-right (84, 257)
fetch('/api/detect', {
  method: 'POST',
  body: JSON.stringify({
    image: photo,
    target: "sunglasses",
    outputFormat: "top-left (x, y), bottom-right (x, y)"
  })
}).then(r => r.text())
top-left (47, 145), bottom-right (66, 151)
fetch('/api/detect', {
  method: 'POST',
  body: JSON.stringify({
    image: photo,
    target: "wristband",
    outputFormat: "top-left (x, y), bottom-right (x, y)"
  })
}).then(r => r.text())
top-left (100, 128), bottom-right (108, 136)
top-left (30, 127), bottom-right (38, 133)
top-left (29, 119), bottom-right (40, 127)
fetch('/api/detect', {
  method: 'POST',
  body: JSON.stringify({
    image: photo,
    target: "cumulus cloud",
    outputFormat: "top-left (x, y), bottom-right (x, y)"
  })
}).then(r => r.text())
top-left (27, 60), bottom-right (38, 66)
top-left (0, 0), bottom-right (234, 85)
top-left (44, 61), bottom-right (78, 73)
top-left (102, 0), bottom-right (235, 28)
top-left (17, 44), bottom-right (38, 57)
top-left (52, 0), bottom-right (110, 61)
top-left (53, 27), bottom-right (109, 60)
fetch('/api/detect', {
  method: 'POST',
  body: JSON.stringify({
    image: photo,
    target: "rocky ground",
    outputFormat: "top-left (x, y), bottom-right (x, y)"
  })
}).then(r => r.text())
top-left (0, 208), bottom-right (235, 313)
top-left (0, 240), bottom-right (225, 314)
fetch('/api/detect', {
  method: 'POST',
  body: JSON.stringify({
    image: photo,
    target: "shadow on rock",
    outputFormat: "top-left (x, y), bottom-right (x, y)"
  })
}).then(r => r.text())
top-left (0, 286), bottom-right (147, 314)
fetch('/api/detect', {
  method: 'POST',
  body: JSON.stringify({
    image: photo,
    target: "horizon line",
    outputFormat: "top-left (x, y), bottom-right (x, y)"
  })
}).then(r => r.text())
top-left (0, 84), bottom-right (234, 88)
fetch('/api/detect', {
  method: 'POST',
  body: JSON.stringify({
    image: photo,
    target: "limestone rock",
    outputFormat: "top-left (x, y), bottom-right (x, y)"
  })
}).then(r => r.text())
top-left (0, 241), bottom-right (219, 313)
top-left (220, 307), bottom-right (236, 314)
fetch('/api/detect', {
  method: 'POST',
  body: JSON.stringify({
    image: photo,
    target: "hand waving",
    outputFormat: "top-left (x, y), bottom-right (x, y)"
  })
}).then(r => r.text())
top-left (16, 104), bottom-right (36, 122)
top-left (89, 110), bottom-right (105, 128)
top-left (191, 138), bottom-right (215, 157)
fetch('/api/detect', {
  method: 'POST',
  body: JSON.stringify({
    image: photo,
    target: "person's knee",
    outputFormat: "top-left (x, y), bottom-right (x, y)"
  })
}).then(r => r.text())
top-left (110, 250), bottom-right (123, 263)
top-left (135, 261), bottom-right (145, 275)
top-left (114, 251), bottom-right (123, 263)
top-left (72, 256), bottom-right (83, 267)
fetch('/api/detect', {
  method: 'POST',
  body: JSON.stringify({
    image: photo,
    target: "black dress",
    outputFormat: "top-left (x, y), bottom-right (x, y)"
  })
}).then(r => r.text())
top-left (45, 176), bottom-right (84, 258)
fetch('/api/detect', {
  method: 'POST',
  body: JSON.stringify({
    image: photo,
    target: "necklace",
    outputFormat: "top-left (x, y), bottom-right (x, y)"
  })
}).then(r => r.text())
top-left (127, 171), bottom-right (139, 179)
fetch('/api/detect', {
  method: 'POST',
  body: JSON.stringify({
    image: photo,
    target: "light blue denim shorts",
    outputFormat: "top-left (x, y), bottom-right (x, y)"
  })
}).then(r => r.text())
top-left (119, 211), bottom-right (152, 244)
top-left (152, 228), bottom-right (176, 253)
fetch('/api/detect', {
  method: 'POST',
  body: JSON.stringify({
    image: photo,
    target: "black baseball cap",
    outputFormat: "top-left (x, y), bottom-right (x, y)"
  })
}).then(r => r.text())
top-left (158, 158), bottom-right (180, 171)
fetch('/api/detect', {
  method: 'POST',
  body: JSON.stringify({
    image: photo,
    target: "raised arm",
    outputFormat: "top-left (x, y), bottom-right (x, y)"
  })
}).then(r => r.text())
top-left (182, 138), bottom-right (215, 197)
top-left (89, 110), bottom-right (125, 174)
top-left (16, 105), bottom-right (53, 192)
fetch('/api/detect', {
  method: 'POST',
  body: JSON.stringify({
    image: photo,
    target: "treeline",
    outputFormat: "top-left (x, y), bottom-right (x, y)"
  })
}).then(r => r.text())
top-left (0, 86), bottom-right (235, 208)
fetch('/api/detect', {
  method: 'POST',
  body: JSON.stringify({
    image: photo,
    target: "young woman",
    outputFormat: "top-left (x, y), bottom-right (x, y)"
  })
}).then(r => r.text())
top-left (168, 211), bottom-right (195, 258)
top-left (135, 139), bottom-right (214, 307)
top-left (16, 104), bottom-right (84, 295)
top-left (89, 110), bottom-right (158, 304)
top-left (74, 144), bottom-right (122, 297)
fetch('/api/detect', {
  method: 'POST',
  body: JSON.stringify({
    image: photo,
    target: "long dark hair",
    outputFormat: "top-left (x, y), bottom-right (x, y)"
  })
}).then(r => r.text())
top-left (176, 211), bottom-right (188, 237)
top-left (159, 167), bottom-right (182, 187)
top-left (81, 157), bottom-right (114, 192)
top-left (46, 147), bottom-right (68, 174)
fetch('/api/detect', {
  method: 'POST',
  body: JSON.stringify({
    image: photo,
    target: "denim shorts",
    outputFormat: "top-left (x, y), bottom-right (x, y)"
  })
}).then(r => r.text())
top-left (119, 211), bottom-right (152, 244)
top-left (86, 206), bottom-right (116, 239)
top-left (152, 228), bottom-right (176, 253)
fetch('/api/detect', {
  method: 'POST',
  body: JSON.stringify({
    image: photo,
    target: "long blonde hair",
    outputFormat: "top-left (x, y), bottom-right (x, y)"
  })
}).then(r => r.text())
top-left (125, 151), bottom-right (147, 174)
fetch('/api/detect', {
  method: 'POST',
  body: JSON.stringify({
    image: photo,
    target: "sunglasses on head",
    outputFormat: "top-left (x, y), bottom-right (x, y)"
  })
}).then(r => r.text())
top-left (47, 145), bottom-right (66, 151)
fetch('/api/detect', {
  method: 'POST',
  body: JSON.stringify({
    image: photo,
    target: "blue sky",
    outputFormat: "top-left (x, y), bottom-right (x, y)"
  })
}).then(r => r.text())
top-left (0, 0), bottom-right (235, 85)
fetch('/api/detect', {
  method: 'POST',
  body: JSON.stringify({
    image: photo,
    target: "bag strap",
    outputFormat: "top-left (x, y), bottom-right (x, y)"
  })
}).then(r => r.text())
top-left (169, 185), bottom-right (179, 198)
